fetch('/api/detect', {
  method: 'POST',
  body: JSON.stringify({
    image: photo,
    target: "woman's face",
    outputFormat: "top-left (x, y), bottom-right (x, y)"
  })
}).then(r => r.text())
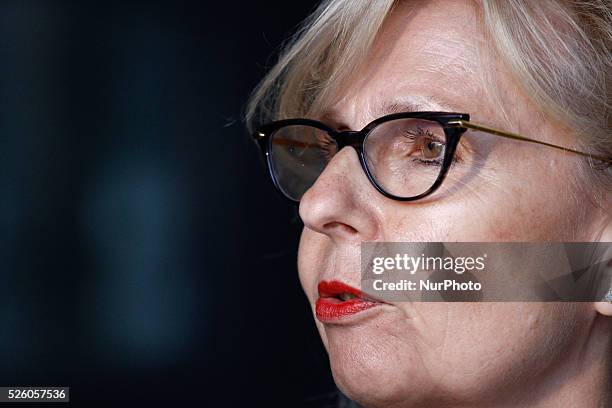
top-left (296, 1), bottom-right (607, 406)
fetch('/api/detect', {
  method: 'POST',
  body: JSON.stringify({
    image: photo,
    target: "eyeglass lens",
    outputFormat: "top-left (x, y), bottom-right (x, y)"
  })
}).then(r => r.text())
top-left (269, 118), bottom-right (449, 200)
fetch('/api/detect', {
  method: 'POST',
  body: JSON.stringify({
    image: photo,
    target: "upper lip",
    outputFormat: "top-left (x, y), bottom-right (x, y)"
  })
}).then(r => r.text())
top-left (318, 280), bottom-right (386, 303)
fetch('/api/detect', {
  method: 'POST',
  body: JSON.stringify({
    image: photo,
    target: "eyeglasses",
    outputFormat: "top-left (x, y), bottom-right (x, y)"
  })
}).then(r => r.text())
top-left (252, 111), bottom-right (612, 202)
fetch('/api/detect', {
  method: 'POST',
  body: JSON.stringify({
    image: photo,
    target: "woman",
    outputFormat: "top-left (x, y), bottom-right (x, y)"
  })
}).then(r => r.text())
top-left (247, 0), bottom-right (612, 406)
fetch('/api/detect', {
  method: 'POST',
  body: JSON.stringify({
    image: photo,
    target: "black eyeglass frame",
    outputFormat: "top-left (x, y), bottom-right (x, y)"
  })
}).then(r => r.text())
top-left (253, 111), bottom-right (612, 203)
top-left (253, 111), bottom-right (471, 202)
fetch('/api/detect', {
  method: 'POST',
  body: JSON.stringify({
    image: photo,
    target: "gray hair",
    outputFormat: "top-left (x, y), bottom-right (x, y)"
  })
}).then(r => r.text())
top-left (246, 0), bottom-right (612, 193)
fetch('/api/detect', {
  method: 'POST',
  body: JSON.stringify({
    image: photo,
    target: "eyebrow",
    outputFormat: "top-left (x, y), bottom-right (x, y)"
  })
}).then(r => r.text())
top-left (373, 96), bottom-right (460, 117)
top-left (319, 95), bottom-right (461, 130)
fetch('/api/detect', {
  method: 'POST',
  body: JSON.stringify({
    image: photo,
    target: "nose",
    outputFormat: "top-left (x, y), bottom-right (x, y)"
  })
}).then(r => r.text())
top-left (298, 146), bottom-right (381, 244)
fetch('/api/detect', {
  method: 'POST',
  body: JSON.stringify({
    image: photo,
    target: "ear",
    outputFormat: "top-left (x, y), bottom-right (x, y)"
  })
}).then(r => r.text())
top-left (594, 207), bottom-right (612, 317)
top-left (594, 301), bottom-right (612, 317)
top-left (594, 254), bottom-right (612, 317)
top-left (593, 215), bottom-right (612, 317)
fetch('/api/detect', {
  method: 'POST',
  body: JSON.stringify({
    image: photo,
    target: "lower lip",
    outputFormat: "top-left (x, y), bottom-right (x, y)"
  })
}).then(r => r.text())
top-left (315, 297), bottom-right (378, 322)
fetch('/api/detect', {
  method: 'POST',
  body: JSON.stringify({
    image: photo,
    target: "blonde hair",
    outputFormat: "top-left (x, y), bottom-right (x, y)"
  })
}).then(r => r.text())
top-left (245, 0), bottom-right (611, 179)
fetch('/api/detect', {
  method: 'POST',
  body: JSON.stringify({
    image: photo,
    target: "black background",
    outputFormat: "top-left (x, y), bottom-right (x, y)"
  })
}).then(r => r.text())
top-left (0, 0), bottom-right (336, 406)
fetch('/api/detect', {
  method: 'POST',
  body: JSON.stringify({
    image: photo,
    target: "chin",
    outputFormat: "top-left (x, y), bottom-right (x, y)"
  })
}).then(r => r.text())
top-left (324, 325), bottom-right (437, 408)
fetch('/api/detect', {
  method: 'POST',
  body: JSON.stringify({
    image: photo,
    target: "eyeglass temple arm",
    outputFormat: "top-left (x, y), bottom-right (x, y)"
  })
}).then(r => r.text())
top-left (448, 120), bottom-right (612, 165)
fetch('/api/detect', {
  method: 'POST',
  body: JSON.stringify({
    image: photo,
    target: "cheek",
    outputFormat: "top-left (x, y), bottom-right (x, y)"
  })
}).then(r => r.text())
top-left (383, 164), bottom-right (586, 242)
top-left (297, 228), bottom-right (332, 349)
top-left (462, 155), bottom-right (588, 240)
top-left (406, 302), bottom-right (589, 397)
top-left (297, 228), bottom-right (326, 302)
top-left (469, 183), bottom-right (583, 241)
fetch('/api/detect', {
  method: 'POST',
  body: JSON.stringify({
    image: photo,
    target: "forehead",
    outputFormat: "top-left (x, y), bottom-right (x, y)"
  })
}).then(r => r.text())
top-left (325, 0), bottom-right (496, 128)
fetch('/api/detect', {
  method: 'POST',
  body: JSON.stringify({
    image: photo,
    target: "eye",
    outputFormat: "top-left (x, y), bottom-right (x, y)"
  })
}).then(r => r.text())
top-left (422, 139), bottom-right (444, 160)
top-left (403, 127), bottom-right (446, 163)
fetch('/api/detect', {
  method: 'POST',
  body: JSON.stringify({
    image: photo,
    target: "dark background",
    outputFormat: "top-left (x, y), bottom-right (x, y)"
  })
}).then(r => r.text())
top-left (0, 0), bottom-right (337, 406)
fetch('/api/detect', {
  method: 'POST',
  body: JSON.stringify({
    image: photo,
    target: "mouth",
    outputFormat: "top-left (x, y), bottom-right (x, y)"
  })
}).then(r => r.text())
top-left (315, 280), bottom-right (384, 322)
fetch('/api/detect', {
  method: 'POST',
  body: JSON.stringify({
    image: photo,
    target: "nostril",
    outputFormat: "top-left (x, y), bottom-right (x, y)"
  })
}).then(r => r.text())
top-left (322, 221), bottom-right (358, 235)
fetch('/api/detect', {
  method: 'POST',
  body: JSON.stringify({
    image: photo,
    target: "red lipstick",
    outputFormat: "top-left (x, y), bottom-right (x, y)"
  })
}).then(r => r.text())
top-left (316, 280), bottom-right (380, 322)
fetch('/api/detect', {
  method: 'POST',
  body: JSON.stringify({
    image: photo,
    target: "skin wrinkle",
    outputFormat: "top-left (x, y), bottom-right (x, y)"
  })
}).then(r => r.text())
top-left (418, 41), bottom-right (476, 79)
top-left (436, 306), bottom-right (452, 392)
top-left (433, 156), bottom-right (497, 203)
top-left (293, 1), bottom-right (612, 407)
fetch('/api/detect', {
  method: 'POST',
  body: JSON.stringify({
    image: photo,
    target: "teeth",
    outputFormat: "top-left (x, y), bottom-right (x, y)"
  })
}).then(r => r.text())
top-left (339, 293), bottom-right (357, 301)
